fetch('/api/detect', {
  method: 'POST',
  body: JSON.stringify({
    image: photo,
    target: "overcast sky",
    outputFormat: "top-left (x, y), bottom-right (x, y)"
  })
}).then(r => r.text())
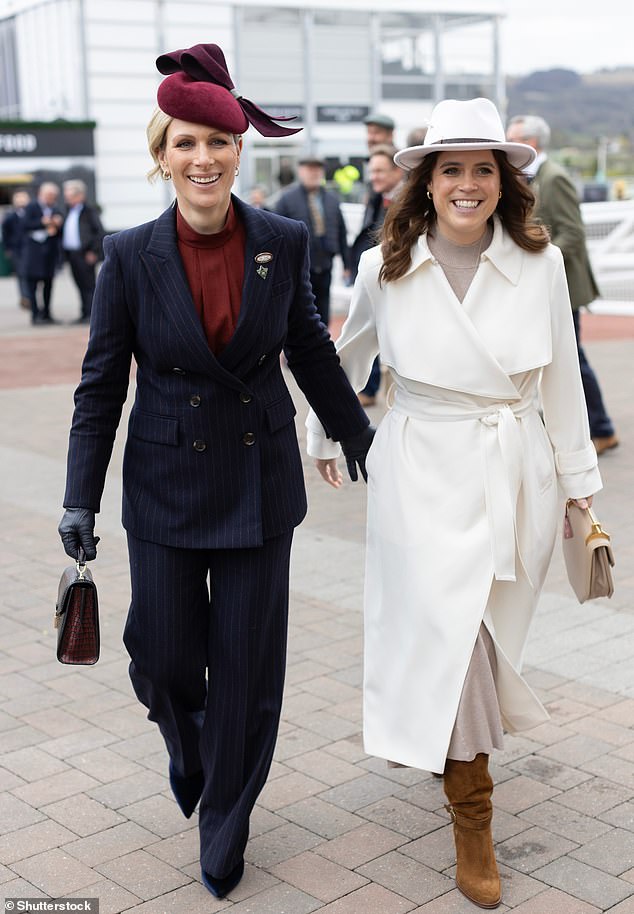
top-left (500, 1), bottom-right (633, 76)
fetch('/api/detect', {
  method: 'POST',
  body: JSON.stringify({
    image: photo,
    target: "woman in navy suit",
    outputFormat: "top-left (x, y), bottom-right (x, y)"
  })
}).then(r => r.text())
top-left (58, 43), bottom-right (373, 898)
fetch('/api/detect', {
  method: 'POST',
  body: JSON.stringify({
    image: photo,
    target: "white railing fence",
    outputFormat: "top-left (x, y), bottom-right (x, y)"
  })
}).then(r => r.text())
top-left (581, 200), bottom-right (634, 315)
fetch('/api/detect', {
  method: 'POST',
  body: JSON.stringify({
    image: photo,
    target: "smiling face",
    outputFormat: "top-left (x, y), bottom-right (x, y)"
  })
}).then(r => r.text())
top-left (427, 149), bottom-right (501, 244)
top-left (158, 119), bottom-right (242, 233)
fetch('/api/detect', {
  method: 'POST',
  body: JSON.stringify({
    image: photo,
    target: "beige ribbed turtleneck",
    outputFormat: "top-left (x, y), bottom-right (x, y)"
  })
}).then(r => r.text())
top-left (428, 223), bottom-right (494, 302)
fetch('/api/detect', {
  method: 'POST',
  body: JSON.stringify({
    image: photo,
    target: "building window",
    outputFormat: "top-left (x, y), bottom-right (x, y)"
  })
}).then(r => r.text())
top-left (0, 18), bottom-right (20, 118)
top-left (379, 11), bottom-right (498, 103)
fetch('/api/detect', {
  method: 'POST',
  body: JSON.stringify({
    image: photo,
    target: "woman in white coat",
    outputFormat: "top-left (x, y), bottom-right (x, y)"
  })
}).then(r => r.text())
top-left (306, 98), bottom-right (602, 909)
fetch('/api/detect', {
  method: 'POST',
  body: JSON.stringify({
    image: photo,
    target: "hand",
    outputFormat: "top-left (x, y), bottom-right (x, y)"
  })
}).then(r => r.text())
top-left (315, 458), bottom-right (343, 489)
top-left (340, 425), bottom-right (375, 483)
top-left (58, 508), bottom-right (100, 561)
top-left (571, 496), bottom-right (593, 509)
top-left (85, 251), bottom-right (98, 265)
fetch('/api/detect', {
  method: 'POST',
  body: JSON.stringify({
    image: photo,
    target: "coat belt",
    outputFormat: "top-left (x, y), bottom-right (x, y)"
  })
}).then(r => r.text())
top-left (391, 389), bottom-right (535, 582)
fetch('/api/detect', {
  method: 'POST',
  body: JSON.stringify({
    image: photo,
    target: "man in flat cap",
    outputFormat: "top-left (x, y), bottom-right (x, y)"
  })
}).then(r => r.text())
top-left (364, 112), bottom-right (395, 150)
top-left (275, 156), bottom-right (350, 328)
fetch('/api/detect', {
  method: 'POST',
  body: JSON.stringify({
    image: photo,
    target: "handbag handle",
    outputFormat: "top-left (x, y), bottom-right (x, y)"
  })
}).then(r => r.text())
top-left (565, 499), bottom-right (611, 546)
top-left (76, 545), bottom-right (87, 579)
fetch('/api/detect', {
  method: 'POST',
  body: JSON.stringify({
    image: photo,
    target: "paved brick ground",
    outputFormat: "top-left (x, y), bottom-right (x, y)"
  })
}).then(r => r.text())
top-left (0, 269), bottom-right (632, 912)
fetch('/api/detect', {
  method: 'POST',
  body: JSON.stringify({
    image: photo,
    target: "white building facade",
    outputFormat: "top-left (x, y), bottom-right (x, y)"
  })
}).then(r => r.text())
top-left (0, 0), bottom-right (505, 231)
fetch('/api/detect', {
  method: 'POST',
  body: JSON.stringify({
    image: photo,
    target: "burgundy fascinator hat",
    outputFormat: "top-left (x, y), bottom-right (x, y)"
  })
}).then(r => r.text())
top-left (156, 43), bottom-right (302, 138)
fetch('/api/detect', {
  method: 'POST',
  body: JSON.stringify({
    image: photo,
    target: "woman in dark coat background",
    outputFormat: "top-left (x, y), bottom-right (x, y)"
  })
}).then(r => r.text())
top-left (58, 42), bottom-right (373, 899)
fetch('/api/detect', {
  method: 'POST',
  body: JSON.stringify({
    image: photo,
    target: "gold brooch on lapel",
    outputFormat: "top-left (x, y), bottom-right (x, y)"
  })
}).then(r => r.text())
top-left (256, 265), bottom-right (269, 280)
top-left (255, 252), bottom-right (273, 264)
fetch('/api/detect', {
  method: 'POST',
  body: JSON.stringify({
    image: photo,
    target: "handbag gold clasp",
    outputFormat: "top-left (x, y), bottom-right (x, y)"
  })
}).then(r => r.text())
top-left (586, 506), bottom-right (610, 545)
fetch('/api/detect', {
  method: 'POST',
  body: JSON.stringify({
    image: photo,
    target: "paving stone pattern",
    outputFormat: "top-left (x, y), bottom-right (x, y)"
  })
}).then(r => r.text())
top-left (0, 272), bottom-right (633, 911)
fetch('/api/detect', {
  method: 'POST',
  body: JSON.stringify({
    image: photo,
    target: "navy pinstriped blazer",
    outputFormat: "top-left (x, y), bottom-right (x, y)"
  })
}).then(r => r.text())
top-left (63, 196), bottom-right (368, 550)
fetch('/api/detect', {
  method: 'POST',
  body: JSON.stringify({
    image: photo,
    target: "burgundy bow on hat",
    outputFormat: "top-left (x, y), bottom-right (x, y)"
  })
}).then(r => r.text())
top-left (156, 43), bottom-right (301, 138)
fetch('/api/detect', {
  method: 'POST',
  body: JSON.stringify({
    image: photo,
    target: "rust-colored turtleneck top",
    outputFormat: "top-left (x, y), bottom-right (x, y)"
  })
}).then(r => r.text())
top-left (176, 203), bottom-right (246, 355)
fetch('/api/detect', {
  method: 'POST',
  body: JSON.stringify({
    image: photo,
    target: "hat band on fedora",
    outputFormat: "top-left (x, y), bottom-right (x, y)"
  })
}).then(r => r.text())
top-left (436, 137), bottom-right (495, 145)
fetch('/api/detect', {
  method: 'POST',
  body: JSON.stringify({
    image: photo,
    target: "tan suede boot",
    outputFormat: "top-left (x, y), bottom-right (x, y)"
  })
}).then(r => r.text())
top-left (443, 753), bottom-right (501, 909)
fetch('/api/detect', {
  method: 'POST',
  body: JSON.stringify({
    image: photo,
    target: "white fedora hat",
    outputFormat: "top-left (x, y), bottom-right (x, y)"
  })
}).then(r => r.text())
top-left (394, 97), bottom-right (536, 172)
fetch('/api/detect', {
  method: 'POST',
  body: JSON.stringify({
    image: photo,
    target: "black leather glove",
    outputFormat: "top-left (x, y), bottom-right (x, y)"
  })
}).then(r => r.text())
top-left (340, 425), bottom-right (375, 483)
top-left (58, 508), bottom-right (100, 561)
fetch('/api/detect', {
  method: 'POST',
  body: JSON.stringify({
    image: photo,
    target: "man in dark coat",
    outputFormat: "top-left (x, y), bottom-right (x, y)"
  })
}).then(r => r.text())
top-left (62, 179), bottom-right (105, 323)
top-left (274, 157), bottom-right (350, 328)
top-left (1, 189), bottom-right (31, 309)
top-left (507, 114), bottom-right (618, 455)
top-left (22, 182), bottom-right (63, 324)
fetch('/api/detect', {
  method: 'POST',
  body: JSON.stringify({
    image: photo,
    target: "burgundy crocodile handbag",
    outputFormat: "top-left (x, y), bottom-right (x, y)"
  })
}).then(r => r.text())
top-left (54, 557), bottom-right (100, 664)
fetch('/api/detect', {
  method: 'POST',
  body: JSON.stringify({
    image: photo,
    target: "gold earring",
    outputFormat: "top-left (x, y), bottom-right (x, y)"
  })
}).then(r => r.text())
top-left (426, 190), bottom-right (432, 200)
top-left (498, 191), bottom-right (502, 199)
top-left (162, 170), bottom-right (171, 181)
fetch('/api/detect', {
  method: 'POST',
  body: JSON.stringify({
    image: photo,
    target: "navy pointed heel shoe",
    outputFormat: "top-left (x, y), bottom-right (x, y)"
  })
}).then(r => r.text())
top-left (201, 858), bottom-right (244, 898)
top-left (168, 762), bottom-right (204, 818)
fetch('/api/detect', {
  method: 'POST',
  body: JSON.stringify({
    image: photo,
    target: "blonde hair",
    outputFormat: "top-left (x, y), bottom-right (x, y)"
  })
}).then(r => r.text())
top-left (146, 107), bottom-right (174, 182)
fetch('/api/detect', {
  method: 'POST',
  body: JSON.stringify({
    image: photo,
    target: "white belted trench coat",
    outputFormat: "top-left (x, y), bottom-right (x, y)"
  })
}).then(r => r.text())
top-left (307, 217), bottom-right (602, 772)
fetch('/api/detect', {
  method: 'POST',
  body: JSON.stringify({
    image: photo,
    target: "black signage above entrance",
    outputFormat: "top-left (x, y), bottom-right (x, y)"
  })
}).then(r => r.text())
top-left (316, 106), bottom-right (370, 123)
top-left (0, 122), bottom-right (95, 158)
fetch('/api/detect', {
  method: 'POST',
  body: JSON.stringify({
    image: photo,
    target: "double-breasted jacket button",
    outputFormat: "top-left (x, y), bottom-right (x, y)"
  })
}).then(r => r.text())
top-left (189, 394), bottom-right (201, 407)
top-left (172, 367), bottom-right (186, 375)
top-left (240, 392), bottom-right (252, 404)
top-left (242, 432), bottom-right (256, 446)
top-left (257, 354), bottom-right (267, 366)
top-left (193, 439), bottom-right (207, 452)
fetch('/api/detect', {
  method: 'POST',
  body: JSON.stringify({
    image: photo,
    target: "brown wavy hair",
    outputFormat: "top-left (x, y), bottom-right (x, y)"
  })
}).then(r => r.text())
top-left (379, 150), bottom-right (549, 285)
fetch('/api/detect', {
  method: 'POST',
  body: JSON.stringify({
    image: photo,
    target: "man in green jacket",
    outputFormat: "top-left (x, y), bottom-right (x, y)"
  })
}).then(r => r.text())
top-left (507, 114), bottom-right (618, 455)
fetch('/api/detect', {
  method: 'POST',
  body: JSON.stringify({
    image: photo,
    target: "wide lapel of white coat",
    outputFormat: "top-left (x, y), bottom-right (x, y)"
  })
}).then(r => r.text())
top-left (379, 227), bottom-right (522, 401)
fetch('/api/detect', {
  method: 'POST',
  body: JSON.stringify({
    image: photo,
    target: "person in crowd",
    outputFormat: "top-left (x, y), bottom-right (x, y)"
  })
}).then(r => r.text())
top-left (274, 156), bottom-right (350, 328)
top-left (363, 112), bottom-right (395, 150)
top-left (22, 182), bottom-right (63, 324)
top-left (57, 42), bottom-right (372, 901)
top-left (246, 184), bottom-right (269, 210)
top-left (1, 188), bottom-right (31, 309)
top-left (62, 179), bottom-right (106, 324)
top-left (506, 114), bottom-right (619, 455)
top-left (350, 144), bottom-right (404, 406)
top-left (307, 98), bottom-right (601, 909)
top-left (405, 125), bottom-right (428, 148)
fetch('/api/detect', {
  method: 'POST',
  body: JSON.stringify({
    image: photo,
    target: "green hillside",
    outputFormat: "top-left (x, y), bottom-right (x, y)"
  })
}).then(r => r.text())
top-left (506, 68), bottom-right (634, 175)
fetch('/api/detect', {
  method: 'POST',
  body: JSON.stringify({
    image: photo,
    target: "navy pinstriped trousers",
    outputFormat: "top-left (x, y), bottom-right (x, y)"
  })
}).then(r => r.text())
top-left (123, 531), bottom-right (293, 877)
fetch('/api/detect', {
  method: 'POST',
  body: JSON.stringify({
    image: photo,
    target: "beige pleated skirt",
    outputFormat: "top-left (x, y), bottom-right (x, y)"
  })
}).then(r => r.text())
top-left (388, 622), bottom-right (504, 770)
top-left (446, 623), bottom-right (504, 761)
